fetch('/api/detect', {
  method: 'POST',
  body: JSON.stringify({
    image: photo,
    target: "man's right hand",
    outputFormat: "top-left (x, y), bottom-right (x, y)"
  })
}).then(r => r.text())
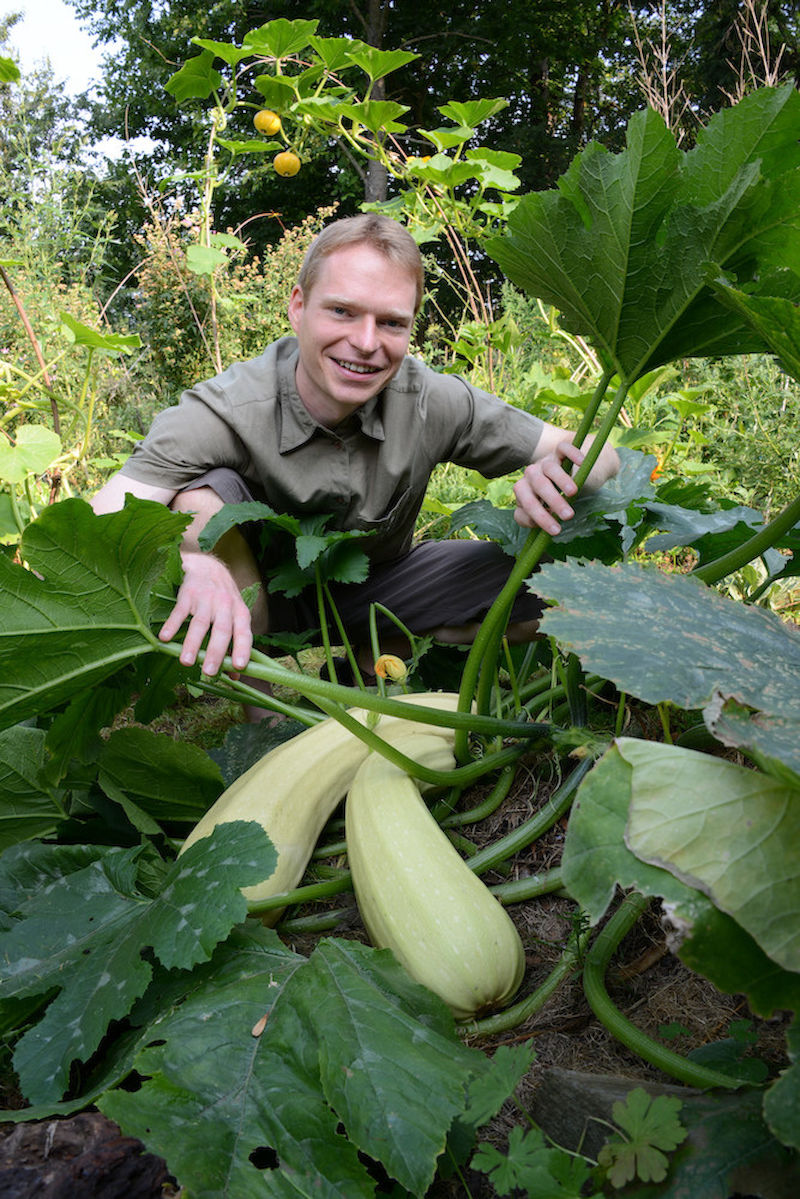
top-left (158, 551), bottom-right (254, 676)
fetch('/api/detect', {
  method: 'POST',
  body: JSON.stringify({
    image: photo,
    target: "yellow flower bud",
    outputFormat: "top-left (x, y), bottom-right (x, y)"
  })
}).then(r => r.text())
top-left (374, 654), bottom-right (408, 682)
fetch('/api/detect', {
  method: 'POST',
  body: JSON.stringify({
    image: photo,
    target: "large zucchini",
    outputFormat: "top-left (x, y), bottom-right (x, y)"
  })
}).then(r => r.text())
top-left (346, 735), bottom-right (525, 1019)
top-left (179, 692), bottom-right (461, 923)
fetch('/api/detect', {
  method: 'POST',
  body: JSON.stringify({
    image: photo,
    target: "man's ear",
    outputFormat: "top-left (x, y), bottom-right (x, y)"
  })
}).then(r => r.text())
top-left (287, 285), bottom-right (304, 332)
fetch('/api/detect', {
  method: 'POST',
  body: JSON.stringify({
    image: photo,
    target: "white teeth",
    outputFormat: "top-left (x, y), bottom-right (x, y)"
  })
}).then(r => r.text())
top-left (337, 359), bottom-right (379, 374)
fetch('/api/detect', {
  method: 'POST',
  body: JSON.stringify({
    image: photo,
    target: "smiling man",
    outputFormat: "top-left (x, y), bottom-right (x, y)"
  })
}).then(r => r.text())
top-left (92, 214), bottom-right (618, 714)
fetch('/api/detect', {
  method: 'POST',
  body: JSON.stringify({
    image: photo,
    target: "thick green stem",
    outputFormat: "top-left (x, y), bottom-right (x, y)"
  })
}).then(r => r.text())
top-left (455, 370), bottom-right (618, 762)
top-left (277, 907), bottom-right (353, 934)
top-left (489, 866), bottom-right (565, 905)
top-left (191, 673), bottom-right (322, 726)
top-left (691, 491), bottom-right (800, 586)
top-left (312, 695), bottom-right (526, 788)
top-left (435, 763), bottom-right (515, 827)
top-left (157, 638), bottom-right (551, 741)
top-left (247, 874), bottom-right (352, 916)
top-left (583, 892), bottom-right (750, 1089)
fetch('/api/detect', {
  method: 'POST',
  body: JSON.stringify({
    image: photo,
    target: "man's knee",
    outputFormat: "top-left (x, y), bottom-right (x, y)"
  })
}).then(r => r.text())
top-left (170, 485), bottom-right (225, 519)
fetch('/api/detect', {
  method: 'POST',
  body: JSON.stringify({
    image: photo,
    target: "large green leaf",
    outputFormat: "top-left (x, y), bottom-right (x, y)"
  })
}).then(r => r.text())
top-left (711, 279), bottom-right (800, 384)
top-left (0, 725), bottom-right (65, 849)
top-left (0, 54), bottom-right (20, 83)
top-left (242, 18), bottom-right (319, 59)
top-left (763, 1018), bottom-right (800, 1151)
top-left (0, 498), bottom-right (186, 730)
top-left (618, 737), bottom-right (800, 974)
top-left (1, 822), bottom-right (276, 1104)
top-left (59, 313), bottom-right (141, 354)
top-left (536, 559), bottom-right (800, 772)
top-left (560, 744), bottom-right (688, 921)
top-left (100, 936), bottom-right (495, 1197)
top-left (165, 50), bottom-right (223, 101)
top-left (486, 86), bottom-right (800, 380)
top-left (0, 425), bottom-right (61, 484)
top-left (562, 745), bottom-right (800, 1017)
top-left (97, 727), bottom-right (225, 825)
top-left (345, 43), bottom-right (419, 82)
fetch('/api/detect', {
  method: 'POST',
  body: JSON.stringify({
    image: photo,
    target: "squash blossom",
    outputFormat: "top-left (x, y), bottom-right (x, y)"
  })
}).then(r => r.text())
top-left (374, 654), bottom-right (407, 681)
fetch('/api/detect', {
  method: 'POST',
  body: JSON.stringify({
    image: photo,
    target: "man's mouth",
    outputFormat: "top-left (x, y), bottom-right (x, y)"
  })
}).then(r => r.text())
top-left (334, 358), bottom-right (382, 375)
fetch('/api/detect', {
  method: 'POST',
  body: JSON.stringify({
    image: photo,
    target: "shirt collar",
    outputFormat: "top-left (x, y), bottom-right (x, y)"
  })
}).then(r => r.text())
top-left (276, 340), bottom-right (388, 451)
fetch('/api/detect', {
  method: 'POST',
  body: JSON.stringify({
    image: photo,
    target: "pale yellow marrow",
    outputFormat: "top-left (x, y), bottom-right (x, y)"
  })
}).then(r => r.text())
top-left (179, 691), bottom-right (462, 922)
top-left (346, 733), bottom-right (525, 1019)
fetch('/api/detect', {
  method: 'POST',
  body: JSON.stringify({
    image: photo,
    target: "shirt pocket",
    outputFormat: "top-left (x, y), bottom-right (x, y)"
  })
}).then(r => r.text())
top-left (351, 487), bottom-right (422, 562)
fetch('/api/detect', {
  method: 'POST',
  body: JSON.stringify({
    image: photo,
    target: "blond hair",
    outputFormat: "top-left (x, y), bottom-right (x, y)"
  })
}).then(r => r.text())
top-left (296, 214), bottom-right (424, 312)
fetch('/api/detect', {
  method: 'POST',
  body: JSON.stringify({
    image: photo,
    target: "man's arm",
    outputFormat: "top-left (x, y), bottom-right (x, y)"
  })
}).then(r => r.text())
top-left (514, 425), bottom-right (620, 536)
top-left (91, 471), bottom-right (177, 514)
top-left (91, 471), bottom-right (253, 677)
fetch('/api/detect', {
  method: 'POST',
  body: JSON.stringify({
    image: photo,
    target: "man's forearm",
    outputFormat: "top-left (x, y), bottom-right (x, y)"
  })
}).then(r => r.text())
top-left (91, 471), bottom-right (177, 514)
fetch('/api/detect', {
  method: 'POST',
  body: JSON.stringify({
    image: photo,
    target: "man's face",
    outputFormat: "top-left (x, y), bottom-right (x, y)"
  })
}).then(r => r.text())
top-left (288, 242), bottom-right (417, 427)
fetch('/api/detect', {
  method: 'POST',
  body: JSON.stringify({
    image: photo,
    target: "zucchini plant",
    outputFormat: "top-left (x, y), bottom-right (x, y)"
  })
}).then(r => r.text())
top-left (1, 85), bottom-right (800, 1195)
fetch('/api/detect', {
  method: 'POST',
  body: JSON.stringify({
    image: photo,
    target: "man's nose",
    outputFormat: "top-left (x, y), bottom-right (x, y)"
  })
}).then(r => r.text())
top-left (349, 314), bottom-right (379, 353)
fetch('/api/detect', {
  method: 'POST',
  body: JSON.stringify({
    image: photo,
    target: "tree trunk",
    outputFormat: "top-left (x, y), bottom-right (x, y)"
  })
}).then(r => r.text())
top-left (359, 0), bottom-right (390, 203)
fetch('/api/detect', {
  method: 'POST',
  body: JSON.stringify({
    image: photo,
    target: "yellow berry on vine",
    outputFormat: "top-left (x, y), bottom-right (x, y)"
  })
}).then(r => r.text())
top-left (254, 109), bottom-right (282, 135)
top-left (273, 150), bottom-right (301, 177)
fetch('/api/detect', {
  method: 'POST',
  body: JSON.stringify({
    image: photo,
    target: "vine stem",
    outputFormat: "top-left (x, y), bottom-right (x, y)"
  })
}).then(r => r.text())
top-left (459, 923), bottom-right (591, 1036)
top-left (155, 636), bottom-right (551, 741)
top-left (464, 756), bottom-right (593, 876)
top-left (454, 369), bottom-right (620, 762)
top-left (433, 761), bottom-right (514, 826)
top-left (311, 695), bottom-right (527, 788)
top-left (0, 264), bottom-right (61, 440)
top-left (690, 490), bottom-right (800, 585)
top-left (583, 891), bottom-right (751, 1090)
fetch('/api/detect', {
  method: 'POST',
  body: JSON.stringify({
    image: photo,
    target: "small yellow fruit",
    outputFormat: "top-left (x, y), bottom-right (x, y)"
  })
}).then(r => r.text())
top-left (273, 150), bottom-right (301, 177)
top-left (254, 109), bottom-right (282, 135)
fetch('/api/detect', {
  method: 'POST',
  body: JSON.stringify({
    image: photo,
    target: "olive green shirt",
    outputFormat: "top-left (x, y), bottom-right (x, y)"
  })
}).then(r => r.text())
top-left (120, 337), bottom-right (543, 562)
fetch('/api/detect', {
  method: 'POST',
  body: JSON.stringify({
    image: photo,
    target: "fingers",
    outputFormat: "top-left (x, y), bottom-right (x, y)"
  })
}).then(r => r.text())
top-left (158, 555), bottom-right (254, 676)
top-left (514, 441), bottom-right (585, 535)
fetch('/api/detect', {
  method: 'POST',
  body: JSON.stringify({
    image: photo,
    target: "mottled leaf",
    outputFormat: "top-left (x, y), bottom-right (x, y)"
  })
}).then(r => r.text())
top-left (1, 822), bottom-right (276, 1103)
top-left (537, 558), bottom-right (800, 771)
